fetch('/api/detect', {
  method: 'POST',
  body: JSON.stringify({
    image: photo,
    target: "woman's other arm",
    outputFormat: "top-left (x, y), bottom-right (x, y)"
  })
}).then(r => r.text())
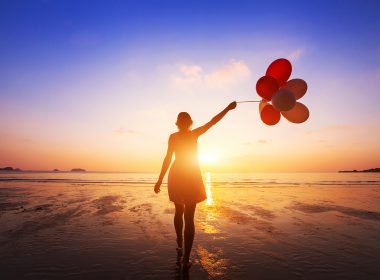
top-left (154, 135), bottom-right (174, 193)
top-left (193, 101), bottom-right (237, 137)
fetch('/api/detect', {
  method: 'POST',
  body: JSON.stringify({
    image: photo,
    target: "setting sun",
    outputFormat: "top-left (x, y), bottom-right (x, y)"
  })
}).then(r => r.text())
top-left (199, 150), bottom-right (220, 165)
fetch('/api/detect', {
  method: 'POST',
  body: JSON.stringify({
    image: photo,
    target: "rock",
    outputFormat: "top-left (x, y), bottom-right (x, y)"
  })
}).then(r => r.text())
top-left (71, 168), bottom-right (86, 172)
top-left (0, 167), bottom-right (22, 171)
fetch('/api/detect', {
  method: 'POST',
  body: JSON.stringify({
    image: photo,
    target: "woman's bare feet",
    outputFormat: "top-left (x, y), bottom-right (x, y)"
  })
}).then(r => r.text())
top-left (182, 260), bottom-right (192, 271)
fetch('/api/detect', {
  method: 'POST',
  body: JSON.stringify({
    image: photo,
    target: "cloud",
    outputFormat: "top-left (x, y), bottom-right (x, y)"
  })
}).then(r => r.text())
top-left (172, 65), bottom-right (203, 89)
top-left (206, 59), bottom-right (251, 86)
top-left (179, 64), bottom-right (203, 77)
top-left (304, 125), bottom-right (352, 136)
top-left (287, 48), bottom-right (305, 61)
top-left (114, 128), bottom-right (137, 136)
top-left (172, 59), bottom-right (251, 92)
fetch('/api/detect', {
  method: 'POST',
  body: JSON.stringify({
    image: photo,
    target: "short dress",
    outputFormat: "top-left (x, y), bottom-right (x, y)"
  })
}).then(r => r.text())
top-left (168, 131), bottom-right (207, 205)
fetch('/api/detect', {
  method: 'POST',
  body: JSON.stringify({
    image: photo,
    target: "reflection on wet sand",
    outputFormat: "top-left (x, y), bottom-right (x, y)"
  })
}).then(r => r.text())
top-left (1, 172), bottom-right (380, 279)
top-left (198, 172), bottom-right (221, 235)
top-left (197, 245), bottom-right (228, 278)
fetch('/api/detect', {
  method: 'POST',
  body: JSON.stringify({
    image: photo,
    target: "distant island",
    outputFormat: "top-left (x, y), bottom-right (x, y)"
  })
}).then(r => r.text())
top-left (0, 167), bottom-right (88, 172)
top-left (339, 168), bottom-right (380, 173)
top-left (71, 168), bottom-right (86, 172)
top-left (0, 167), bottom-right (22, 172)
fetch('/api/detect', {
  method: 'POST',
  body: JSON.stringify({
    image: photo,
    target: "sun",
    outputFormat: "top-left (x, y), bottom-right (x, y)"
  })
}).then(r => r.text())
top-left (199, 150), bottom-right (219, 165)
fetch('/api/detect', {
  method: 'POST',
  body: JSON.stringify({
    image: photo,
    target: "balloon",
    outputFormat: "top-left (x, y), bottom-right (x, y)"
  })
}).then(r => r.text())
top-left (282, 79), bottom-right (308, 100)
top-left (271, 89), bottom-right (296, 111)
top-left (260, 104), bottom-right (281, 126)
top-left (281, 102), bottom-right (309, 123)
top-left (256, 76), bottom-right (279, 101)
top-left (259, 100), bottom-right (268, 113)
top-left (266, 58), bottom-right (292, 86)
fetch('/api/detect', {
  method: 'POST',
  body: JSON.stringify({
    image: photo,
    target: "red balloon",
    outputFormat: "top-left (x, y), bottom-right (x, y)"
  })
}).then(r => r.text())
top-left (260, 104), bottom-right (281, 126)
top-left (266, 58), bottom-right (292, 87)
top-left (256, 76), bottom-right (279, 101)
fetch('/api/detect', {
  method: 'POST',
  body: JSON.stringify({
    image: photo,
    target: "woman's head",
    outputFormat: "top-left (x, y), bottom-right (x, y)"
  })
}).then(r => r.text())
top-left (176, 112), bottom-right (193, 131)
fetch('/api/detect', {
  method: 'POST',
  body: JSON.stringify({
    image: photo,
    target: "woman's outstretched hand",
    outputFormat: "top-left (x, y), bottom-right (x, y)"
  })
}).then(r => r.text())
top-left (154, 180), bottom-right (162, 194)
top-left (227, 101), bottom-right (237, 111)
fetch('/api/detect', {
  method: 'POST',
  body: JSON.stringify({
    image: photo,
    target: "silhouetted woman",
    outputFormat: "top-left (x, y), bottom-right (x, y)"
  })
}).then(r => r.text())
top-left (154, 101), bottom-right (237, 269)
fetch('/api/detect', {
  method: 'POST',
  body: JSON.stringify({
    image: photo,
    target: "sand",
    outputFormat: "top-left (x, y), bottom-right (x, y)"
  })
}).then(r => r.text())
top-left (0, 178), bottom-right (379, 279)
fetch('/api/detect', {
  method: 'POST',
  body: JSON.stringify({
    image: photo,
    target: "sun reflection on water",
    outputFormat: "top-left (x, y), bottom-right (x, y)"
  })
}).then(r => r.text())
top-left (205, 172), bottom-right (213, 206)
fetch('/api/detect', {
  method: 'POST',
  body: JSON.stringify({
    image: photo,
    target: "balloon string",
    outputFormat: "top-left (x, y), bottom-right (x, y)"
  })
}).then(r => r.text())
top-left (237, 100), bottom-right (262, 103)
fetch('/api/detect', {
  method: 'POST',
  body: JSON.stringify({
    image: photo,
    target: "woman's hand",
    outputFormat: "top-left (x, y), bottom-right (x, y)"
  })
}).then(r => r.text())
top-left (154, 180), bottom-right (162, 193)
top-left (227, 101), bottom-right (237, 111)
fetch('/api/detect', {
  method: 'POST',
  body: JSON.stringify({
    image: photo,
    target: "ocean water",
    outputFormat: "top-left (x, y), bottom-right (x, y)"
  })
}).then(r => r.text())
top-left (1, 171), bottom-right (379, 187)
top-left (0, 172), bottom-right (379, 279)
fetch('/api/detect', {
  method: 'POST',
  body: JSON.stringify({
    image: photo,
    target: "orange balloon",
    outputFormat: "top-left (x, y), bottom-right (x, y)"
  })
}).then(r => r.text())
top-left (256, 75), bottom-right (279, 101)
top-left (281, 102), bottom-right (309, 123)
top-left (266, 58), bottom-right (292, 87)
top-left (259, 100), bottom-right (268, 113)
top-left (282, 79), bottom-right (308, 100)
top-left (260, 104), bottom-right (281, 126)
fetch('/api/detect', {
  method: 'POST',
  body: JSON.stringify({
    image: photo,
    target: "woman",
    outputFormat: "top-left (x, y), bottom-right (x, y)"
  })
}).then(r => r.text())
top-left (154, 101), bottom-right (237, 269)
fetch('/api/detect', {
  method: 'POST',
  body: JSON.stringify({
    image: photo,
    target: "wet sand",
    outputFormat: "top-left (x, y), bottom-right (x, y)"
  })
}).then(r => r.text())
top-left (0, 180), bottom-right (379, 279)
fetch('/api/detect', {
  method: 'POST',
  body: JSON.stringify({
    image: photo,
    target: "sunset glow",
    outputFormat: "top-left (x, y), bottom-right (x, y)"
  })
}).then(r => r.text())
top-left (0, 1), bottom-right (379, 172)
top-left (0, 2), bottom-right (379, 279)
top-left (199, 151), bottom-right (220, 166)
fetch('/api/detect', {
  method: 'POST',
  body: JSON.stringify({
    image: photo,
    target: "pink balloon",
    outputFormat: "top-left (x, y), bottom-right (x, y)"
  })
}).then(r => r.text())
top-left (271, 89), bottom-right (296, 112)
top-left (281, 102), bottom-right (310, 123)
top-left (282, 79), bottom-right (308, 100)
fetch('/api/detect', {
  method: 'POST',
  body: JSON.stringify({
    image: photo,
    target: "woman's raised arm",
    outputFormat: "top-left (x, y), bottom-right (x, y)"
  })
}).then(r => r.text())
top-left (192, 101), bottom-right (237, 137)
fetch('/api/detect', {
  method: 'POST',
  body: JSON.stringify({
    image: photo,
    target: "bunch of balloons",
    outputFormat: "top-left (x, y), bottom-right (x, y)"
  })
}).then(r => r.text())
top-left (256, 58), bottom-right (310, 126)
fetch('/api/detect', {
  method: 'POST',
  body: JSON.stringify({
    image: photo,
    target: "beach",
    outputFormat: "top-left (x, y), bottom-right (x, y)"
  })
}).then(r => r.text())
top-left (0, 172), bottom-right (379, 279)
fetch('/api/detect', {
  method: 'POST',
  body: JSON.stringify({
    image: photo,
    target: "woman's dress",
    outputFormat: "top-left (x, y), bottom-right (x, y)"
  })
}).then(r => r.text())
top-left (168, 131), bottom-right (206, 205)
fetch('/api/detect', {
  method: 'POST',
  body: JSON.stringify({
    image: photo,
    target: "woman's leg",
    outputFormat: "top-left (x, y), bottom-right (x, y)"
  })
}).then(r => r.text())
top-left (183, 204), bottom-right (196, 263)
top-left (174, 203), bottom-right (184, 248)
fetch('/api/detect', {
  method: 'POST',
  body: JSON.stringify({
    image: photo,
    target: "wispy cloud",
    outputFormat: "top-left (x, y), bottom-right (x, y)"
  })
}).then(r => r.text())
top-left (171, 59), bottom-right (251, 92)
top-left (287, 48), bottom-right (305, 61)
top-left (114, 127), bottom-right (138, 136)
top-left (305, 125), bottom-right (352, 136)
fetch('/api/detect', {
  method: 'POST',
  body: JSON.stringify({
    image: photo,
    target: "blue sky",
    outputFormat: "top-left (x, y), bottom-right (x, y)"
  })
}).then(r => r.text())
top-left (1, 0), bottom-right (380, 171)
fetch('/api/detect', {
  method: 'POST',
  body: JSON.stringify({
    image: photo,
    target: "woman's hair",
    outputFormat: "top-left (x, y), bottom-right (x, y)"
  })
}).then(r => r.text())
top-left (176, 112), bottom-right (193, 131)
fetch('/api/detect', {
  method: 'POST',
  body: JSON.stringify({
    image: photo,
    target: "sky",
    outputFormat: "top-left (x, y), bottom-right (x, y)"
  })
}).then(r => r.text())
top-left (1, 0), bottom-right (380, 172)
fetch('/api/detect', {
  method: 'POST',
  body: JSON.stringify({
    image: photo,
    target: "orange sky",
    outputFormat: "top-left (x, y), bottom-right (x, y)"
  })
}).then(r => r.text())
top-left (1, 1), bottom-right (380, 172)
